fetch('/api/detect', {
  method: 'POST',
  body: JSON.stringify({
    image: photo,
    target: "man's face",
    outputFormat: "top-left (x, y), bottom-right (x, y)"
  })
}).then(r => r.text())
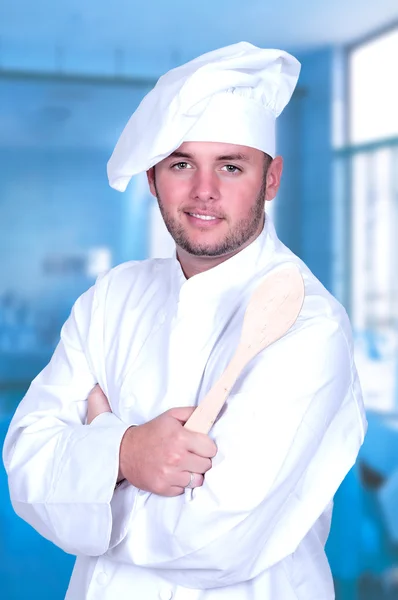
top-left (147, 141), bottom-right (282, 258)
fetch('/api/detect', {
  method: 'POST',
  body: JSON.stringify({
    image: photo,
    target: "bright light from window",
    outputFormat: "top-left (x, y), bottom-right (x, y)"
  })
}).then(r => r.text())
top-left (350, 27), bottom-right (398, 144)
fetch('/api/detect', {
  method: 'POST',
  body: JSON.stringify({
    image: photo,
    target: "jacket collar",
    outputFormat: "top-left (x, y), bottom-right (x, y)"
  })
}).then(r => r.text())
top-left (171, 213), bottom-right (278, 308)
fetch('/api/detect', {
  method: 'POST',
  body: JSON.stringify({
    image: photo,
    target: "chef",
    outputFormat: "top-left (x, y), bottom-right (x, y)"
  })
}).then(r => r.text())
top-left (3, 42), bottom-right (367, 600)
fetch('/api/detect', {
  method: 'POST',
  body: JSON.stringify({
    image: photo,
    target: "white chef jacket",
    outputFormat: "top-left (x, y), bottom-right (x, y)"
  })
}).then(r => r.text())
top-left (3, 216), bottom-right (367, 600)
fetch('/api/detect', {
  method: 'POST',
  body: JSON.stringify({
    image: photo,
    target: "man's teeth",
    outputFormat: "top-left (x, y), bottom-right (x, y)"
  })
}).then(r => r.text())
top-left (189, 213), bottom-right (217, 221)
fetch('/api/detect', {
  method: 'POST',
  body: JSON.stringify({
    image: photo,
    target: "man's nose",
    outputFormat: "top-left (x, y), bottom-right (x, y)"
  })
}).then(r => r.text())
top-left (189, 169), bottom-right (220, 202)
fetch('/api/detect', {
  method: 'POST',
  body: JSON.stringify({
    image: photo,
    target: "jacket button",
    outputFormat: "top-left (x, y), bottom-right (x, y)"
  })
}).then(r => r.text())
top-left (96, 571), bottom-right (108, 586)
top-left (159, 588), bottom-right (173, 600)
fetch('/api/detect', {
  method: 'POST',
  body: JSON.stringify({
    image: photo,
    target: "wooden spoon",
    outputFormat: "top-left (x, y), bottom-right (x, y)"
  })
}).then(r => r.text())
top-left (184, 264), bottom-right (305, 434)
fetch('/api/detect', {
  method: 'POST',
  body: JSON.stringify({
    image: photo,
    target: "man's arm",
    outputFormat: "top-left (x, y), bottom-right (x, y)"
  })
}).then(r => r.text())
top-left (2, 284), bottom-right (216, 557)
top-left (104, 316), bottom-right (366, 589)
top-left (2, 286), bottom-right (131, 556)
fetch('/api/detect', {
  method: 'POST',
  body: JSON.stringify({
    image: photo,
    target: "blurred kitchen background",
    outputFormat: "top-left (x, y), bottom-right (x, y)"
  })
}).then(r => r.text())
top-left (1, 1), bottom-right (398, 599)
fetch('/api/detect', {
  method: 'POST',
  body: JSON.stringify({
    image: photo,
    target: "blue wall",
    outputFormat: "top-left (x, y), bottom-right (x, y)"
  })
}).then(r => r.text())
top-left (277, 48), bottom-right (334, 291)
top-left (0, 143), bottom-right (150, 384)
top-left (0, 148), bottom-right (119, 294)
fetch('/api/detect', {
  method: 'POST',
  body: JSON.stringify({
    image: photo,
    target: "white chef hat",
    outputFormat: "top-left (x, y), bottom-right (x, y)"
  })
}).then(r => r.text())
top-left (107, 41), bottom-right (301, 192)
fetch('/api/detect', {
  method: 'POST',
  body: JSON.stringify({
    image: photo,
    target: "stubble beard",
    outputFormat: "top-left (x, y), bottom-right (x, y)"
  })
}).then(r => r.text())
top-left (154, 177), bottom-right (267, 258)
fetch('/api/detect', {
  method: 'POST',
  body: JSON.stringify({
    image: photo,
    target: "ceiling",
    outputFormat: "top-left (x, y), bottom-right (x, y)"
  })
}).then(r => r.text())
top-left (1, 0), bottom-right (398, 77)
top-left (1, 0), bottom-right (397, 151)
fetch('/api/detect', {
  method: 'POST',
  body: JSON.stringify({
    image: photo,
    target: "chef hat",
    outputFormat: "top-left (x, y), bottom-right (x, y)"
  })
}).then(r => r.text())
top-left (107, 41), bottom-right (301, 192)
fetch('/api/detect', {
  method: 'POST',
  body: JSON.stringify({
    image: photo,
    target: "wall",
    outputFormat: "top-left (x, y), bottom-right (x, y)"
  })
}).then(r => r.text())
top-left (277, 48), bottom-right (334, 291)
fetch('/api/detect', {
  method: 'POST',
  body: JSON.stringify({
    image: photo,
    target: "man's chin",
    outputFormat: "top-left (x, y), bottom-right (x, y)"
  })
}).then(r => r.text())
top-left (178, 240), bottom-right (238, 258)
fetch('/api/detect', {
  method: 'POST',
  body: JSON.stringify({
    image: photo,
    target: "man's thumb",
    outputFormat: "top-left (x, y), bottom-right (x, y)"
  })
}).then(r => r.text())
top-left (168, 406), bottom-right (196, 424)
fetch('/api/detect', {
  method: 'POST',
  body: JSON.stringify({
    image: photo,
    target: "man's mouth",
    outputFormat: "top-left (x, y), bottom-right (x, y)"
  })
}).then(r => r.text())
top-left (187, 212), bottom-right (219, 221)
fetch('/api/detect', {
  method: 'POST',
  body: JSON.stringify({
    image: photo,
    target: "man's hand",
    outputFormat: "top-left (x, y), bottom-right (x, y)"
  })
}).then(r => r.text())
top-left (87, 384), bottom-right (217, 496)
top-left (87, 384), bottom-right (111, 424)
top-left (120, 408), bottom-right (217, 496)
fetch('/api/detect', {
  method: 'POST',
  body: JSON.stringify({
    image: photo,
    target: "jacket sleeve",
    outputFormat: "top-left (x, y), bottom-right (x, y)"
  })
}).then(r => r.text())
top-left (2, 285), bottom-right (131, 557)
top-left (105, 315), bottom-right (367, 588)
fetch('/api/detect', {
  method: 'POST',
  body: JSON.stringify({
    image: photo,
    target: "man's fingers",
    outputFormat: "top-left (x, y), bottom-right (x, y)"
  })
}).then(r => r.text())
top-left (175, 471), bottom-right (204, 490)
top-left (157, 472), bottom-right (205, 497)
top-left (185, 431), bottom-right (218, 459)
top-left (162, 407), bottom-right (217, 460)
top-left (88, 384), bottom-right (110, 405)
top-left (183, 453), bottom-right (212, 475)
top-left (87, 384), bottom-right (112, 424)
top-left (184, 471), bottom-right (204, 489)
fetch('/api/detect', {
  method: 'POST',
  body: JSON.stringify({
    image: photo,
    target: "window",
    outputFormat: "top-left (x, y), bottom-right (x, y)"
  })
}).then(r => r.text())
top-left (349, 27), bottom-right (398, 144)
top-left (347, 25), bottom-right (398, 412)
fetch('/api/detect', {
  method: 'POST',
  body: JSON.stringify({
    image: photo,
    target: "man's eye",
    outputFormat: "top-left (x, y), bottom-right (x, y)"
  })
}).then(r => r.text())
top-left (222, 165), bottom-right (241, 173)
top-left (172, 162), bottom-right (190, 170)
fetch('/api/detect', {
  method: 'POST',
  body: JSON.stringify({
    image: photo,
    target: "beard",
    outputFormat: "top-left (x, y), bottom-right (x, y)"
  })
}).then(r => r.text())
top-left (154, 178), bottom-right (267, 258)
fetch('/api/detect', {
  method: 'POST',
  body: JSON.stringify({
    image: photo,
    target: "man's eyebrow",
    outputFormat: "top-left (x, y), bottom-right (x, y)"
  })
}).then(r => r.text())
top-left (168, 151), bottom-right (195, 160)
top-left (167, 151), bottom-right (252, 162)
top-left (216, 153), bottom-right (251, 162)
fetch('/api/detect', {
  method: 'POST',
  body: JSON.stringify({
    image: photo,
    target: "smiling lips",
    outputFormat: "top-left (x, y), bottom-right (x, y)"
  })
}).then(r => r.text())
top-left (186, 211), bottom-right (223, 222)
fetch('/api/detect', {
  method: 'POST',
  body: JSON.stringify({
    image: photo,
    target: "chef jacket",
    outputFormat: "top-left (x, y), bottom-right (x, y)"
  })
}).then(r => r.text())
top-left (3, 215), bottom-right (367, 600)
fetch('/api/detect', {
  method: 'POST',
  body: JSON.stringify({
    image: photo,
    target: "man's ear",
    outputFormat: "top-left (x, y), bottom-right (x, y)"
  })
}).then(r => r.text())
top-left (147, 167), bottom-right (157, 198)
top-left (265, 156), bottom-right (283, 202)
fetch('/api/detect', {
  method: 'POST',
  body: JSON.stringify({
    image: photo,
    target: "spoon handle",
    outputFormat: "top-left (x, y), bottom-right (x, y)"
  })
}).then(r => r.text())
top-left (184, 351), bottom-right (247, 434)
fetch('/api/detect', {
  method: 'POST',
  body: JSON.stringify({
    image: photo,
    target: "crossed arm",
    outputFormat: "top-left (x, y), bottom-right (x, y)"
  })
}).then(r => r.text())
top-left (87, 383), bottom-right (215, 494)
top-left (3, 286), bottom-right (363, 587)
